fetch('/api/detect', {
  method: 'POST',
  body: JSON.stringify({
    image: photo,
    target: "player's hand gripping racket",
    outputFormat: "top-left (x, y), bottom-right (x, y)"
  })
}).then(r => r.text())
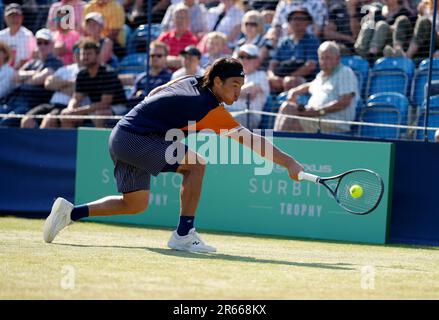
top-left (298, 169), bottom-right (384, 215)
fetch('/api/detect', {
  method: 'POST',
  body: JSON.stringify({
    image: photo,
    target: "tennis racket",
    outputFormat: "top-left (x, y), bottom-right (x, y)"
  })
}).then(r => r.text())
top-left (298, 169), bottom-right (384, 215)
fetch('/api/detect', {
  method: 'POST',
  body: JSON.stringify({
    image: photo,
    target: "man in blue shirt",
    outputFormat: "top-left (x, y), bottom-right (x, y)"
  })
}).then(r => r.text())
top-left (268, 8), bottom-right (320, 93)
top-left (126, 41), bottom-right (173, 108)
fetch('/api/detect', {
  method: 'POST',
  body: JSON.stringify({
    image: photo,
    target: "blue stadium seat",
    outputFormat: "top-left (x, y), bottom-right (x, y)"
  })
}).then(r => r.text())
top-left (416, 95), bottom-right (439, 141)
top-left (366, 57), bottom-right (415, 97)
top-left (410, 58), bottom-right (439, 108)
top-left (118, 53), bottom-right (147, 75)
top-left (359, 92), bottom-right (409, 139)
top-left (126, 24), bottom-right (162, 55)
top-left (341, 55), bottom-right (369, 98)
top-left (349, 98), bottom-right (365, 136)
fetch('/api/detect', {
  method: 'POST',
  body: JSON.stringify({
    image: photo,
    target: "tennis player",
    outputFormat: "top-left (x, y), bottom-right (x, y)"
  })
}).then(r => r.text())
top-left (43, 57), bottom-right (304, 253)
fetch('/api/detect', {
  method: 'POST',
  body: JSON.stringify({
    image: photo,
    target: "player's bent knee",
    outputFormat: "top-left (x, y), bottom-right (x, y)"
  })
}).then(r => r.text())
top-left (125, 200), bottom-right (148, 214)
top-left (122, 191), bottom-right (149, 214)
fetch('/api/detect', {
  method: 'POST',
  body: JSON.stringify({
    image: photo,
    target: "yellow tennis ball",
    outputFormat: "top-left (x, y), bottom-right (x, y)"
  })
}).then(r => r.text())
top-left (350, 185), bottom-right (363, 198)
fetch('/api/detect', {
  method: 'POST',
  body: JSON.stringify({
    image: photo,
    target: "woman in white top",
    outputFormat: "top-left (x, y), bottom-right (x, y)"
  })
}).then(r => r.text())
top-left (0, 41), bottom-right (16, 100)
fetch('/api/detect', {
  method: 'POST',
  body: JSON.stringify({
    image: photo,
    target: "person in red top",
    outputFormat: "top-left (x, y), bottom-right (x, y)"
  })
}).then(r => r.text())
top-left (43, 58), bottom-right (304, 253)
top-left (157, 3), bottom-right (199, 70)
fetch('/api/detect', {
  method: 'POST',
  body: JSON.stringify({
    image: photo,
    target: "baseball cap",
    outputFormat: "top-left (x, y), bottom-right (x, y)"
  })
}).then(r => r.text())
top-left (5, 3), bottom-right (23, 16)
top-left (238, 44), bottom-right (259, 58)
top-left (35, 28), bottom-right (53, 41)
top-left (180, 45), bottom-right (201, 58)
top-left (287, 7), bottom-right (313, 22)
top-left (85, 12), bottom-right (104, 26)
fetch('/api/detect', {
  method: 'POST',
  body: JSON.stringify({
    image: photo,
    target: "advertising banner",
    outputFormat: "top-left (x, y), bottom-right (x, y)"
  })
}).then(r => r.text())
top-left (76, 128), bottom-right (393, 244)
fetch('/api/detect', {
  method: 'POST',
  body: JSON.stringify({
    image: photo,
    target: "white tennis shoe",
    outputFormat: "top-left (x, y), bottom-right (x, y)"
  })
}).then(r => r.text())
top-left (168, 228), bottom-right (216, 253)
top-left (43, 197), bottom-right (74, 243)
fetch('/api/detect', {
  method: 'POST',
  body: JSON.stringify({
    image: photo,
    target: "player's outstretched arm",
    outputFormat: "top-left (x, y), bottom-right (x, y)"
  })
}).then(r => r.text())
top-left (227, 127), bottom-right (304, 181)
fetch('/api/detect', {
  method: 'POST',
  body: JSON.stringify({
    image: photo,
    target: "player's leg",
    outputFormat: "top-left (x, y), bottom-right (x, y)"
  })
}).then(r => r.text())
top-left (166, 150), bottom-right (216, 253)
top-left (86, 190), bottom-right (149, 216)
top-left (176, 151), bottom-right (206, 217)
top-left (43, 190), bottom-right (150, 244)
top-left (43, 157), bottom-right (152, 243)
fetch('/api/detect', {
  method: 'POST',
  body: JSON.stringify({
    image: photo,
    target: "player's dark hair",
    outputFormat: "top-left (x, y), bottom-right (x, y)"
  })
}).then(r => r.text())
top-left (200, 57), bottom-right (245, 88)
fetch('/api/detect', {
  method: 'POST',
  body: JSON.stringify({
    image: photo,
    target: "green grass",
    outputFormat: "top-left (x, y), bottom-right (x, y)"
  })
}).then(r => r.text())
top-left (1, 216), bottom-right (439, 300)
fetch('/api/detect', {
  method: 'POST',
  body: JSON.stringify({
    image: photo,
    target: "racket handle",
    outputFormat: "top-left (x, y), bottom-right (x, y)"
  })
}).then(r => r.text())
top-left (298, 171), bottom-right (320, 183)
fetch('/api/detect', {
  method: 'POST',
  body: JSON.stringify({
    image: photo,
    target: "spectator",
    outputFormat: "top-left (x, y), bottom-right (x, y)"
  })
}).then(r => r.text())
top-left (435, 129), bottom-right (439, 142)
top-left (120, 40), bottom-right (172, 107)
top-left (60, 39), bottom-right (127, 128)
top-left (124, 0), bottom-right (171, 27)
top-left (0, 3), bottom-right (37, 69)
top-left (227, 44), bottom-right (269, 129)
top-left (251, 0), bottom-right (278, 11)
top-left (274, 41), bottom-right (359, 134)
top-left (171, 45), bottom-right (204, 79)
top-left (206, 0), bottom-right (244, 46)
top-left (84, 0), bottom-right (126, 57)
top-left (20, 41), bottom-right (82, 129)
top-left (83, 12), bottom-right (114, 66)
top-left (0, 28), bottom-right (63, 127)
top-left (234, 10), bottom-right (273, 70)
top-left (268, 8), bottom-right (320, 93)
top-left (0, 41), bottom-right (16, 100)
top-left (346, 0), bottom-right (373, 39)
top-left (354, 0), bottom-right (416, 60)
top-left (161, 0), bottom-right (208, 39)
top-left (261, 9), bottom-right (276, 33)
top-left (323, 0), bottom-right (357, 55)
top-left (157, 3), bottom-right (199, 70)
top-left (199, 31), bottom-right (228, 68)
top-left (404, 0), bottom-right (439, 59)
top-left (270, 0), bottom-right (328, 38)
top-left (52, 9), bottom-right (81, 65)
top-left (47, 0), bottom-right (86, 32)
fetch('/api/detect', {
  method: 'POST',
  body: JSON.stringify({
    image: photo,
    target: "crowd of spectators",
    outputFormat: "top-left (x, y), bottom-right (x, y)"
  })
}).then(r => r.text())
top-left (0, 0), bottom-right (435, 132)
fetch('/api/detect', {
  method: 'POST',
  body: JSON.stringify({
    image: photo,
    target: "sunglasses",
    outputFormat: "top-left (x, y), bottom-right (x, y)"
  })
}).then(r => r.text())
top-left (238, 55), bottom-right (257, 60)
top-left (37, 40), bottom-right (50, 46)
top-left (288, 16), bottom-right (310, 22)
top-left (245, 22), bottom-right (258, 27)
top-left (150, 53), bottom-right (165, 58)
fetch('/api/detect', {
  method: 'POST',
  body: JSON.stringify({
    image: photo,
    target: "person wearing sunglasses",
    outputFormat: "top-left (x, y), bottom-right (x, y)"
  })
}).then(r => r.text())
top-left (268, 8), bottom-right (320, 93)
top-left (121, 40), bottom-right (172, 108)
top-left (20, 41), bottom-right (82, 129)
top-left (274, 41), bottom-right (358, 134)
top-left (0, 28), bottom-right (63, 127)
top-left (227, 44), bottom-right (269, 129)
top-left (234, 10), bottom-right (273, 70)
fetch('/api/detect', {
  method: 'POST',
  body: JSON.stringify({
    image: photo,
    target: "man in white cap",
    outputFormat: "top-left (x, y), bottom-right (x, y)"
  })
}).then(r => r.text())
top-left (226, 43), bottom-right (269, 129)
top-left (0, 28), bottom-right (63, 127)
top-left (0, 3), bottom-right (37, 69)
top-left (83, 12), bottom-right (114, 66)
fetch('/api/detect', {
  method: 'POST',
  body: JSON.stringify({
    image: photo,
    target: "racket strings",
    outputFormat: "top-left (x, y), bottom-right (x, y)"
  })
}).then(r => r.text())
top-left (335, 171), bottom-right (384, 214)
